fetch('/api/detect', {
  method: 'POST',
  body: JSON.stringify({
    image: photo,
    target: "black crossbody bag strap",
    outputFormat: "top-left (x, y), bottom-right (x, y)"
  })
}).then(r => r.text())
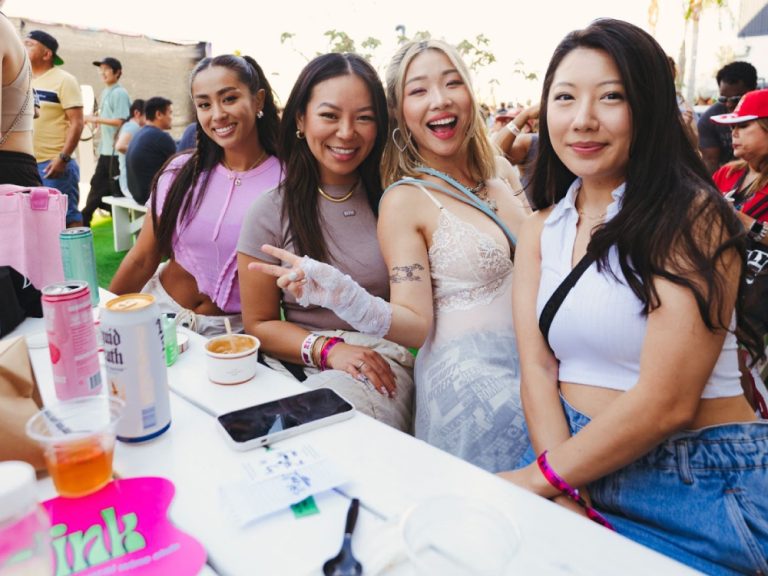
top-left (538, 252), bottom-right (596, 347)
top-left (745, 193), bottom-right (768, 221)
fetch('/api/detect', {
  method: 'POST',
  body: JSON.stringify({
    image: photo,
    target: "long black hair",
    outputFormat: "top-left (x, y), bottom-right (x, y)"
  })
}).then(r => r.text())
top-left (151, 54), bottom-right (280, 258)
top-left (531, 18), bottom-right (762, 359)
top-left (278, 53), bottom-right (388, 263)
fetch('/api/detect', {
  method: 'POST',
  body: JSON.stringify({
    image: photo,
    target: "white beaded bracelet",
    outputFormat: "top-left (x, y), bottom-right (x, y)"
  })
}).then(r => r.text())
top-left (506, 122), bottom-right (522, 137)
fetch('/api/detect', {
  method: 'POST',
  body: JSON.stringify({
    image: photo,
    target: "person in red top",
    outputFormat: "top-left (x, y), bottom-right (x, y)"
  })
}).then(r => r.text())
top-left (711, 89), bottom-right (768, 234)
top-left (711, 89), bottom-right (768, 413)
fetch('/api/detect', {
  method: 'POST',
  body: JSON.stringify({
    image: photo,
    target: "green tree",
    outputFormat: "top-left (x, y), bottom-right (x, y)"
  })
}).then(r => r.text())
top-left (280, 28), bottom-right (503, 73)
top-left (360, 37), bottom-right (382, 62)
top-left (278, 28), bottom-right (537, 105)
top-left (511, 59), bottom-right (538, 82)
top-left (279, 32), bottom-right (310, 62)
top-left (456, 34), bottom-right (496, 73)
top-left (323, 30), bottom-right (356, 54)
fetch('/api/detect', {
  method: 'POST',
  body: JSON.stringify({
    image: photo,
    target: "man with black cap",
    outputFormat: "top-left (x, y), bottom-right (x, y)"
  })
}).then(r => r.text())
top-left (24, 30), bottom-right (85, 226)
top-left (81, 56), bottom-right (130, 227)
top-left (697, 60), bottom-right (758, 174)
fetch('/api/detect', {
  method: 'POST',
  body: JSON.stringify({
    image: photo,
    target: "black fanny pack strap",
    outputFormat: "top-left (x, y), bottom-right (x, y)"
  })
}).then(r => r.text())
top-left (539, 253), bottom-right (596, 346)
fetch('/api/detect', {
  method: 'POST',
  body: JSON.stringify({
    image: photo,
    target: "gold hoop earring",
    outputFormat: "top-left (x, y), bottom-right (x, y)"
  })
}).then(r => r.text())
top-left (295, 130), bottom-right (305, 140)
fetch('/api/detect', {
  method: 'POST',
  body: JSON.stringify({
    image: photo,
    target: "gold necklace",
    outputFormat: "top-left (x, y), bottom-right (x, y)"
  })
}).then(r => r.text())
top-left (575, 186), bottom-right (607, 221)
top-left (318, 180), bottom-right (357, 203)
top-left (424, 166), bottom-right (497, 213)
top-left (577, 208), bottom-right (606, 221)
top-left (470, 180), bottom-right (498, 213)
top-left (222, 149), bottom-right (268, 173)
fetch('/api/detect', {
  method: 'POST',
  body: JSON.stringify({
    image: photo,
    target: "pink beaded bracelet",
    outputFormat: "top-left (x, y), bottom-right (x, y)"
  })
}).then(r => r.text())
top-left (536, 451), bottom-right (615, 530)
top-left (319, 336), bottom-right (344, 371)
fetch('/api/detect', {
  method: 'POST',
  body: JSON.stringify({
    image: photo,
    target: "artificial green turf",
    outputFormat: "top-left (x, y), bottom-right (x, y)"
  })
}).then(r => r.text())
top-left (91, 213), bottom-right (126, 288)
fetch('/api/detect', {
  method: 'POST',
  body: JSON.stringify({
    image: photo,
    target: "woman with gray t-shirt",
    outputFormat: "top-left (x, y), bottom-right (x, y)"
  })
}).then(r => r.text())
top-left (237, 53), bottom-right (414, 432)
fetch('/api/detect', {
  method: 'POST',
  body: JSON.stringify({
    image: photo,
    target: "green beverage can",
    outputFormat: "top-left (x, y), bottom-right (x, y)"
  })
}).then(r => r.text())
top-left (60, 227), bottom-right (99, 307)
top-left (162, 313), bottom-right (179, 366)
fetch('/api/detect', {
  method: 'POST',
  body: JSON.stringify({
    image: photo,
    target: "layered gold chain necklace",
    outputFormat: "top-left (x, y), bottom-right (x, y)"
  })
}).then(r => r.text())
top-left (575, 187), bottom-right (607, 222)
top-left (318, 180), bottom-right (358, 203)
top-left (423, 166), bottom-right (497, 213)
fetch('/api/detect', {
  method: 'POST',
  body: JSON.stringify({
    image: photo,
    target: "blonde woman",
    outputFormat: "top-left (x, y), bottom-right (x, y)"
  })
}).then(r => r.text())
top-left (255, 40), bottom-right (531, 472)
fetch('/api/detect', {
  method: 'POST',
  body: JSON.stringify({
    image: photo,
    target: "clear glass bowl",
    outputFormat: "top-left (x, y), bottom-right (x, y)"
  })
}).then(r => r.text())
top-left (401, 495), bottom-right (521, 576)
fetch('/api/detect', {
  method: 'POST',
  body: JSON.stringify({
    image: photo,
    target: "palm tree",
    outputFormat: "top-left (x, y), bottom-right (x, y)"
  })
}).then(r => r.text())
top-left (682, 0), bottom-right (728, 102)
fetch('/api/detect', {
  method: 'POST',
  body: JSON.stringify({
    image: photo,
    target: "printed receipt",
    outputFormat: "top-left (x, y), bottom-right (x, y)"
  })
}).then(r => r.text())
top-left (219, 445), bottom-right (350, 526)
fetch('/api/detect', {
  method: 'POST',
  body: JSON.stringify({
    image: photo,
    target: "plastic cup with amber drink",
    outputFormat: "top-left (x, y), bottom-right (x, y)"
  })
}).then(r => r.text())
top-left (26, 396), bottom-right (124, 498)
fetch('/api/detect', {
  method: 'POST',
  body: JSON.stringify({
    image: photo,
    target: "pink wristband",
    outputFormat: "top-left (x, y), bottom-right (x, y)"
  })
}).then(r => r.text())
top-left (319, 336), bottom-right (344, 371)
top-left (536, 451), bottom-right (615, 530)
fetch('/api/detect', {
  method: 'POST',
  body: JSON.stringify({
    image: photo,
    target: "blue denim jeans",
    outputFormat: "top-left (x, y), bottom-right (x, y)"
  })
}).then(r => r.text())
top-left (38, 159), bottom-right (81, 225)
top-left (561, 394), bottom-right (768, 575)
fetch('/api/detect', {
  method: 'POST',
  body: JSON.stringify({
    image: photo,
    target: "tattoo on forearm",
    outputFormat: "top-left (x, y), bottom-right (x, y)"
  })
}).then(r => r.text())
top-left (390, 263), bottom-right (425, 283)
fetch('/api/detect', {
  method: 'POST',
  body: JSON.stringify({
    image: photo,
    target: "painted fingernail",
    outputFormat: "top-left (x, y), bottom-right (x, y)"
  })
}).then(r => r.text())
top-left (288, 271), bottom-right (298, 282)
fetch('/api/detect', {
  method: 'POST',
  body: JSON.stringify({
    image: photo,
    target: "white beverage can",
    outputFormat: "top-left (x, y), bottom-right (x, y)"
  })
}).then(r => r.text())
top-left (101, 293), bottom-right (171, 442)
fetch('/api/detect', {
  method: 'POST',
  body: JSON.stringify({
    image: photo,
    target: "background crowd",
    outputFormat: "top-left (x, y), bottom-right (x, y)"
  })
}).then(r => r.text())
top-left (1, 7), bottom-right (768, 574)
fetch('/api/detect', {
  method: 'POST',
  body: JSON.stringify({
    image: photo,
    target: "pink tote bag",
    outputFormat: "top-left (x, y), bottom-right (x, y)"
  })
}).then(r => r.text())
top-left (0, 185), bottom-right (66, 290)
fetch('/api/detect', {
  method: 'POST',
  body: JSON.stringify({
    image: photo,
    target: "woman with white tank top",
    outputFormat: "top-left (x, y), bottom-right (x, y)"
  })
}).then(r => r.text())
top-left (500, 19), bottom-right (767, 575)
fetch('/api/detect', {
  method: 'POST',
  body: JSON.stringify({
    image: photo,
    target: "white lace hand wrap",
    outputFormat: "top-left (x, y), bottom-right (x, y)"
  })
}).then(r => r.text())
top-left (296, 256), bottom-right (392, 338)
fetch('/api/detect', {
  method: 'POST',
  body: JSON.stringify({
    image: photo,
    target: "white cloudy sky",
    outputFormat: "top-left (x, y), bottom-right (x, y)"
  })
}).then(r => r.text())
top-left (3, 0), bottom-right (745, 103)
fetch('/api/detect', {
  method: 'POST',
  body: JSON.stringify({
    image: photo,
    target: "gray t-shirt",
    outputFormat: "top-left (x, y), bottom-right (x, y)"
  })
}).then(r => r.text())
top-left (697, 102), bottom-right (733, 167)
top-left (237, 182), bottom-right (389, 332)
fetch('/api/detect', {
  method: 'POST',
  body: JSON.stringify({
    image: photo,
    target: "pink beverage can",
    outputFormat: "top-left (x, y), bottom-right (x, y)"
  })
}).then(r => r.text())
top-left (41, 281), bottom-right (102, 400)
top-left (101, 293), bottom-right (171, 442)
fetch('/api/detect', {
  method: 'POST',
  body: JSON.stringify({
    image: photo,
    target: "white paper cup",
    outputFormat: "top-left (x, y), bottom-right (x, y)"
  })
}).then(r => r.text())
top-left (204, 334), bottom-right (260, 385)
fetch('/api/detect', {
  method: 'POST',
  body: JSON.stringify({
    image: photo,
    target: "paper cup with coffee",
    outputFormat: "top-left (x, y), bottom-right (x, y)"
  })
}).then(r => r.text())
top-left (205, 334), bottom-right (260, 385)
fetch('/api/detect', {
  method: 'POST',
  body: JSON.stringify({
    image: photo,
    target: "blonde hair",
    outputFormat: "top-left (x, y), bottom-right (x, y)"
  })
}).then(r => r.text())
top-left (381, 39), bottom-right (496, 187)
top-left (723, 118), bottom-right (768, 197)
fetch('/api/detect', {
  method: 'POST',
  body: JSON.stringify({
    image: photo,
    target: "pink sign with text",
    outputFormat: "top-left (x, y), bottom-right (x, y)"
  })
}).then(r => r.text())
top-left (43, 477), bottom-right (206, 575)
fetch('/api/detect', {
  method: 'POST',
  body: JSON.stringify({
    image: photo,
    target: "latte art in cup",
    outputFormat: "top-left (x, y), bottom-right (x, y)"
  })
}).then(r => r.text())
top-left (206, 335), bottom-right (257, 355)
top-left (205, 334), bottom-right (260, 385)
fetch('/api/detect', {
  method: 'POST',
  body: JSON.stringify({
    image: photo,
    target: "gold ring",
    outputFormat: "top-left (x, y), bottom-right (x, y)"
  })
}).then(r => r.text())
top-left (357, 361), bottom-right (366, 370)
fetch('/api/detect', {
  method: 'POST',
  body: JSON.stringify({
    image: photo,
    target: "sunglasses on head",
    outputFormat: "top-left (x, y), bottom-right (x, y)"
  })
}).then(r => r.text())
top-left (717, 95), bottom-right (743, 105)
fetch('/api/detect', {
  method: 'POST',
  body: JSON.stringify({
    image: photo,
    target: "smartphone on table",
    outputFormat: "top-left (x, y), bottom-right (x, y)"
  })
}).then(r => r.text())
top-left (217, 388), bottom-right (355, 451)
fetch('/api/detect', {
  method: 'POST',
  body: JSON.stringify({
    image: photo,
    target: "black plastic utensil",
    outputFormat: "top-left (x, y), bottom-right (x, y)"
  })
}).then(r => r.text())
top-left (322, 498), bottom-right (362, 576)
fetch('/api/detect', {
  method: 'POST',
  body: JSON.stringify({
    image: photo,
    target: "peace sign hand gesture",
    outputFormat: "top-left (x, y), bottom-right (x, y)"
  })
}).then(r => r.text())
top-left (248, 244), bottom-right (313, 302)
top-left (248, 244), bottom-right (392, 338)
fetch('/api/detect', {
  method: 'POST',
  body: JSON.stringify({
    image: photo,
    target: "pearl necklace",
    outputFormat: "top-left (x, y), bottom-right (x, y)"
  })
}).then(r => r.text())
top-left (318, 180), bottom-right (357, 203)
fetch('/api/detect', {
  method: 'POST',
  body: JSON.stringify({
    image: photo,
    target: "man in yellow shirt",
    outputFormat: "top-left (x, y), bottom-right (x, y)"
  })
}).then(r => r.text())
top-left (24, 30), bottom-right (84, 226)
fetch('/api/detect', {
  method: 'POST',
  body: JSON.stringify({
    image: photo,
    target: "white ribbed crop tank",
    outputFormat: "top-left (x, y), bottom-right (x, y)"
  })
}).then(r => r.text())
top-left (535, 180), bottom-right (742, 399)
